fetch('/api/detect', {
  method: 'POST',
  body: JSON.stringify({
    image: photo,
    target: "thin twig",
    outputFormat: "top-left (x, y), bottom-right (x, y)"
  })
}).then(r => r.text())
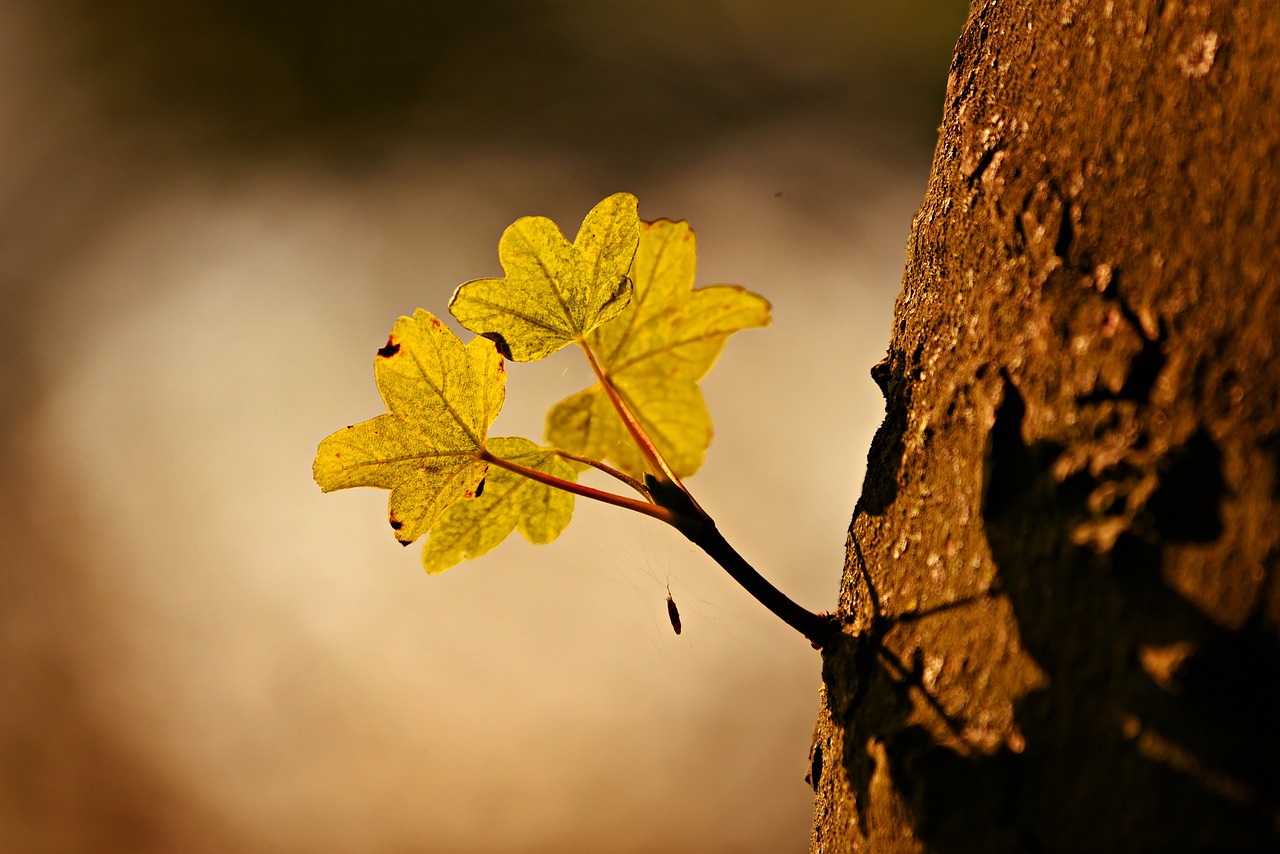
top-left (677, 515), bottom-right (838, 649)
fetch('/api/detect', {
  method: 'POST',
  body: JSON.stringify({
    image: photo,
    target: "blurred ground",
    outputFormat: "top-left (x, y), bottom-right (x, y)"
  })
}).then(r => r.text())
top-left (0, 2), bottom-right (965, 851)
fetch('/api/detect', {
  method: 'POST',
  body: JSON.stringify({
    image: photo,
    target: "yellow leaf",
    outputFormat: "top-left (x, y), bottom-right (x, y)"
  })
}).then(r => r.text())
top-left (546, 218), bottom-right (770, 478)
top-left (420, 437), bottom-right (576, 573)
top-left (448, 193), bottom-right (639, 361)
top-left (314, 308), bottom-right (505, 545)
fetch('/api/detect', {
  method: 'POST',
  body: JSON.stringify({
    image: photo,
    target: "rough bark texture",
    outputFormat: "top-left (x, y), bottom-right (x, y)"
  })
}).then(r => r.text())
top-left (810, 1), bottom-right (1279, 850)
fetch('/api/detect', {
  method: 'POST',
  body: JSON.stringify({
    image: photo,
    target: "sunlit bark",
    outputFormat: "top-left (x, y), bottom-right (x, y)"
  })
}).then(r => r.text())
top-left (811, 2), bottom-right (1280, 849)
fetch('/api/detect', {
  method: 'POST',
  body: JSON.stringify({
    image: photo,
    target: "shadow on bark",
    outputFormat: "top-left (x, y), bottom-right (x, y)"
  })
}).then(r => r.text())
top-left (860, 353), bottom-right (913, 515)
top-left (885, 376), bottom-right (1277, 850)
top-left (823, 373), bottom-right (1280, 851)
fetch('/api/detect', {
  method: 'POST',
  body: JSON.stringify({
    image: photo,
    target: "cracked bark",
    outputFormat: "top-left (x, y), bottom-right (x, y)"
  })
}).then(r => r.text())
top-left (809, 1), bottom-right (1280, 850)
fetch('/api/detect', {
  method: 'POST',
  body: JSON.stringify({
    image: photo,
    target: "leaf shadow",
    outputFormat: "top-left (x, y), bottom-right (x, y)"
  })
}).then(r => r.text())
top-left (817, 534), bottom-right (1014, 848)
top-left (854, 375), bottom-right (1280, 851)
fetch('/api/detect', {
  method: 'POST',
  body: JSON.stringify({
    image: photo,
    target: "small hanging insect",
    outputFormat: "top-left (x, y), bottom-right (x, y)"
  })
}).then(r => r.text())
top-left (665, 583), bottom-right (682, 636)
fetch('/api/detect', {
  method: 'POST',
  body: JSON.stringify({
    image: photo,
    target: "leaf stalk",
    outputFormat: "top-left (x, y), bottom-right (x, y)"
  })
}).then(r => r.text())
top-left (578, 341), bottom-right (685, 490)
top-left (479, 449), bottom-right (680, 527)
top-left (552, 448), bottom-right (651, 499)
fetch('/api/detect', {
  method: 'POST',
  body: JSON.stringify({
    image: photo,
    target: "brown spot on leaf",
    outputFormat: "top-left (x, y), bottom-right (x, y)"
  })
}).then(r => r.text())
top-left (481, 331), bottom-right (513, 360)
top-left (389, 518), bottom-right (403, 530)
top-left (377, 337), bottom-right (401, 358)
top-left (474, 476), bottom-right (486, 498)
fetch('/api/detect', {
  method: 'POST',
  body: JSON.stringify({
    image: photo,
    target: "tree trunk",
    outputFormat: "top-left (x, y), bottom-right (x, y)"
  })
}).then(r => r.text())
top-left (809, 1), bottom-right (1279, 850)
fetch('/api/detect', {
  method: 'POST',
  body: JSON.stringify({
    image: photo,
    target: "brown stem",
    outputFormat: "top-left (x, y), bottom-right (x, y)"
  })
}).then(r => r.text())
top-left (673, 513), bottom-right (837, 649)
top-left (552, 448), bottom-right (651, 498)
top-left (479, 449), bottom-right (679, 527)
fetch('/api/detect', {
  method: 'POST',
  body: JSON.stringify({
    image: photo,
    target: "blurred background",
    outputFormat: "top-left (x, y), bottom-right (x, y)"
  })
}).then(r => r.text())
top-left (0, 1), bottom-right (965, 851)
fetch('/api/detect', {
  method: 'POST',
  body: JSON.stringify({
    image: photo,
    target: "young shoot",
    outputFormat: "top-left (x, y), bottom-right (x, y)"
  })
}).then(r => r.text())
top-left (314, 193), bottom-right (836, 648)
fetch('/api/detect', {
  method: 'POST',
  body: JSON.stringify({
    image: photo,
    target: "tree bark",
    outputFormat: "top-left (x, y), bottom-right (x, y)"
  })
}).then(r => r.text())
top-left (809, 1), bottom-right (1279, 850)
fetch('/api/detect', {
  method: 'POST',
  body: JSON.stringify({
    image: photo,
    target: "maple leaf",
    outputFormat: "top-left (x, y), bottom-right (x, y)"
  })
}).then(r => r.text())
top-left (448, 192), bottom-right (640, 361)
top-left (420, 437), bottom-right (577, 573)
top-left (546, 218), bottom-right (771, 478)
top-left (313, 308), bottom-right (504, 545)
